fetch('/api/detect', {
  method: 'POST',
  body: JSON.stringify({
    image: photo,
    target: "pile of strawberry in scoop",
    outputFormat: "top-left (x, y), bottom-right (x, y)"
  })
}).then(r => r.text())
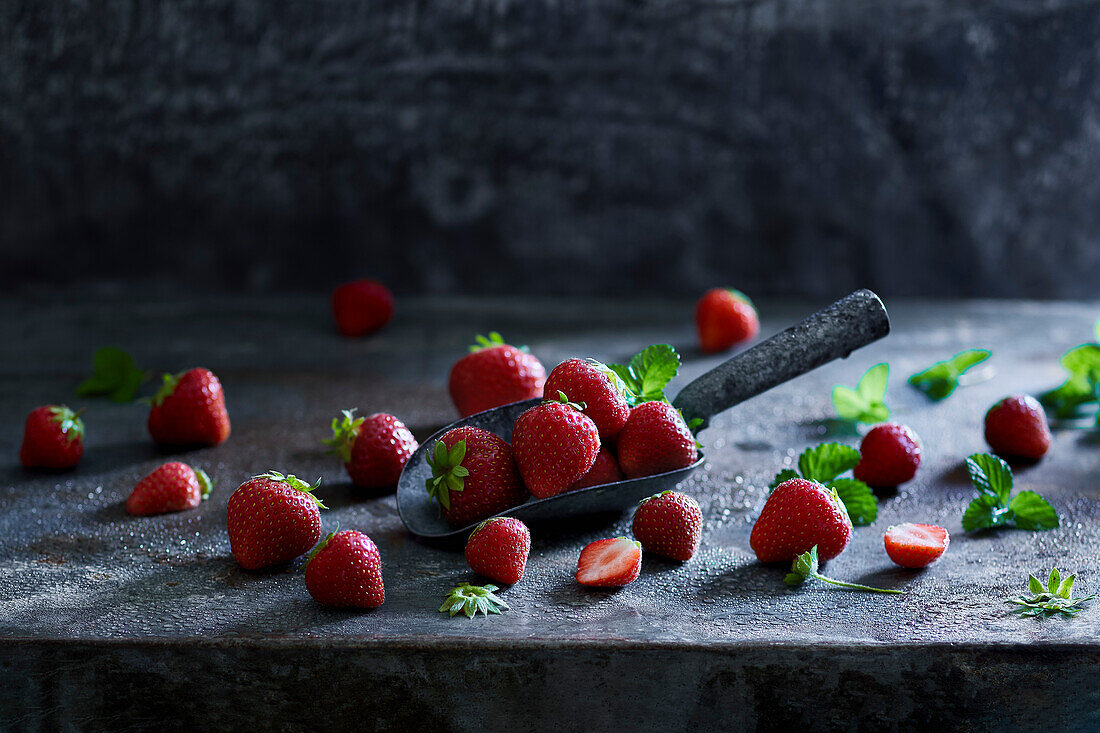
top-left (15, 281), bottom-right (1077, 614)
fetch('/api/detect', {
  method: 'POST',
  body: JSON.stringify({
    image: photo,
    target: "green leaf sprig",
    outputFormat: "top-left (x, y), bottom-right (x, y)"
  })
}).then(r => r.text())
top-left (832, 363), bottom-right (890, 425)
top-left (1038, 322), bottom-right (1100, 422)
top-left (75, 347), bottom-right (147, 403)
top-left (606, 344), bottom-right (681, 406)
top-left (961, 454), bottom-right (1058, 532)
top-left (424, 439), bottom-right (470, 511)
top-left (908, 349), bottom-right (992, 401)
top-left (784, 546), bottom-right (903, 594)
top-left (1008, 568), bottom-right (1093, 618)
top-left (769, 443), bottom-right (877, 526)
top-left (439, 582), bottom-right (509, 619)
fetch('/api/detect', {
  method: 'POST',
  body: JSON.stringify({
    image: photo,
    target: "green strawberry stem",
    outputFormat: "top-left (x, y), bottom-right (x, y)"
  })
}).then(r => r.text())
top-left (195, 468), bottom-right (213, 500)
top-left (425, 439), bottom-right (470, 510)
top-left (255, 471), bottom-right (327, 509)
top-left (322, 408), bottom-right (365, 463)
top-left (544, 390), bottom-right (586, 411)
top-left (784, 546), bottom-right (903, 594)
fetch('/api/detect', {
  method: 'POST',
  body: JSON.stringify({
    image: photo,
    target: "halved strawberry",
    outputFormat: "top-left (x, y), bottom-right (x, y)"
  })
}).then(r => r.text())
top-left (884, 523), bottom-right (949, 568)
top-left (576, 537), bottom-right (642, 587)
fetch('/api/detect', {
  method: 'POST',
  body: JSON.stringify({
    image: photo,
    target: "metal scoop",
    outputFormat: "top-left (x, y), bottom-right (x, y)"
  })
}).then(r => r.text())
top-left (397, 289), bottom-right (890, 539)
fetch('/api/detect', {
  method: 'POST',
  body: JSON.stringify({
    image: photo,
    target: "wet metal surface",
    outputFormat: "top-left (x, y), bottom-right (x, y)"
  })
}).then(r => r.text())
top-left (2, 295), bottom-right (1099, 727)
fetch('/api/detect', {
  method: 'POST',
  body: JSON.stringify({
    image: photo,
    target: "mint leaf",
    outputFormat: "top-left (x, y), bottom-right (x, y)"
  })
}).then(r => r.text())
top-left (769, 468), bottom-right (801, 490)
top-left (1061, 343), bottom-right (1100, 381)
top-left (75, 347), bottom-right (147, 403)
top-left (769, 443), bottom-right (877, 524)
top-left (961, 493), bottom-right (1008, 532)
top-left (629, 345), bottom-right (681, 402)
top-left (607, 345), bottom-right (682, 405)
top-left (962, 453), bottom-right (1058, 532)
top-left (908, 349), bottom-right (991, 401)
top-left (1039, 375), bottom-right (1098, 419)
top-left (828, 478), bottom-right (877, 526)
top-left (965, 453), bottom-right (1013, 503)
top-left (858, 363), bottom-right (889, 402)
top-left (832, 364), bottom-right (890, 424)
top-left (1008, 491), bottom-right (1060, 531)
top-left (798, 443), bottom-right (860, 484)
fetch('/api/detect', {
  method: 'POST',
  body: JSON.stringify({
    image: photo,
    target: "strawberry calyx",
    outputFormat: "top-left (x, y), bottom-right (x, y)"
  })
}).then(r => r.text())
top-left (469, 332), bottom-right (507, 353)
top-left (469, 331), bottom-right (530, 354)
top-left (439, 582), bottom-right (509, 619)
top-left (543, 390), bottom-right (587, 412)
top-left (425, 439), bottom-right (470, 510)
top-left (150, 371), bottom-right (184, 407)
top-left (254, 470), bottom-right (327, 509)
top-left (48, 405), bottom-right (85, 443)
top-left (305, 524), bottom-right (340, 568)
top-left (725, 288), bottom-right (755, 308)
top-left (322, 408), bottom-right (365, 463)
top-left (195, 468), bottom-right (213, 501)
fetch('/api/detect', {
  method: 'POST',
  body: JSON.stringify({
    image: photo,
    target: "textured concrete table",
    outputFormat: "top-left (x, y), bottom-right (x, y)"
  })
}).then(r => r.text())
top-left (2, 295), bottom-right (1099, 730)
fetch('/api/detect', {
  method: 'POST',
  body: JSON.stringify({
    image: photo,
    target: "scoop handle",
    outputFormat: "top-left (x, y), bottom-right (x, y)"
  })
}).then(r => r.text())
top-left (672, 289), bottom-right (890, 429)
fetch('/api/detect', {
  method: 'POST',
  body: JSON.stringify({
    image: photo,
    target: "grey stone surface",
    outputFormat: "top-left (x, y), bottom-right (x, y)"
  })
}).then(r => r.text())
top-left (2, 294), bottom-right (1100, 729)
top-left (4, 1), bottom-right (1100, 298)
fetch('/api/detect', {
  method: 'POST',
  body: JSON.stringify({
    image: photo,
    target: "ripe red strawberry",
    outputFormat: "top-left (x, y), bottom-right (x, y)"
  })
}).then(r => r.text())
top-left (227, 471), bottom-right (325, 570)
top-left (985, 394), bottom-right (1051, 461)
top-left (19, 405), bottom-right (84, 469)
top-left (448, 332), bottom-right (546, 417)
top-left (570, 447), bottom-right (625, 491)
top-left (631, 491), bottom-right (702, 561)
top-left (126, 462), bottom-right (212, 516)
top-left (305, 529), bottom-right (385, 608)
top-left (884, 523), bottom-right (949, 569)
top-left (512, 393), bottom-right (601, 499)
top-left (147, 368), bottom-right (230, 446)
top-left (464, 517), bottom-right (531, 585)
top-left (576, 537), bottom-right (642, 587)
top-left (695, 288), bottom-right (760, 353)
top-left (616, 401), bottom-right (698, 479)
top-left (543, 358), bottom-right (631, 439)
top-left (332, 279), bottom-right (394, 337)
top-left (750, 478), bottom-right (852, 563)
top-left (854, 423), bottom-right (922, 487)
top-left (426, 426), bottom-right (527, 527)
top-left (323, 409), bottom-right (418, 489)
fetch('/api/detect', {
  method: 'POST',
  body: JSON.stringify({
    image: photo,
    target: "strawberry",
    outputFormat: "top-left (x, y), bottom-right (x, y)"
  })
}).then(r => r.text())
top-left (631, 491), bottom-right (702, 561)
top-left (854, 423), bottom-right (922, 487)
top-left (227, 471), bottom-right (325, 570)
top-left (147, 368), bottom-right (230, 446)
top-left (512, 392), bottom-right (601, 499)
top-left (305, 529), bottom-right (385, 608)
top-left (126, 461), bottom-right (212, 516)
top-left (884, 523), bottom-right (949, 569)
top-left (332, 279), bottom-right (394, 338)
top-left (616, 401), bottom-right (698, 479)
top-left (323, 409), bottom-right (418, 489)
top-left (448, 332), bottom-right (546, 417)
top-left (543, 358), bottom-right (631, 439)
top-left (695, 288), bottom-right (760, 353)
top-left (750, 478), bottom-right (852, 563)
top-left (19, 405), bottom-right (84, 469)
top-left (464, 517), bottom-right (531, 585)
top-left (576, 537), bottom-right (642, 587)
top-left (985, 394), bottom-right (1051, 461)
top-left (425, 427), bottom-right (527, 527)
top-left (570, 447), bottom-right (625, 491)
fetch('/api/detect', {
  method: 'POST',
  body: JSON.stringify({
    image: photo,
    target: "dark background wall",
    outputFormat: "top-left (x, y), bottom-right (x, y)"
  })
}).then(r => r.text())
top-left (3, 0), bottom-right (1099, 298)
